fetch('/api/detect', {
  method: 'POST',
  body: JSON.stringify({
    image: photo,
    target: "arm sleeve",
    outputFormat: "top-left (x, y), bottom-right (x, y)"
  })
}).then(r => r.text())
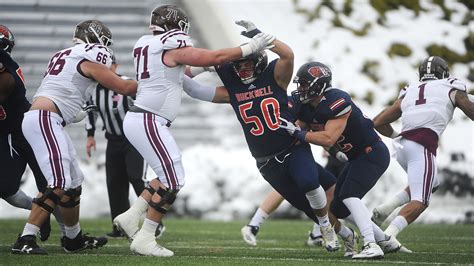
top-left (183, 76), bottom-right (216, 102)
top-left (85, 92), bottom-right (98, 137)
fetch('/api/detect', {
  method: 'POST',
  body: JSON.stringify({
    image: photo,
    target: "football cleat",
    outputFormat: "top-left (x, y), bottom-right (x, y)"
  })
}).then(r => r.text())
top-left (240, 225), bottom-right (259, 246)
top-left (62, 231), bottom-right (108, 253)
top-left (343, 228), bottom-right (359, 257)
top-left (399, 245), bottom-right (413, 253)
top-left (352, 242), bottom-right (384, 259)
top-left (106, 225), bottom-right (125, 239)
top-left (377, 235), bottom-right (401, 254)
top-left (155, 222), bottom-right (166, 239)
top-left (130, 228), bottom-right (174, 257)
top-left (113, 211), bottom-right (140, 242)
top-left (306, 232), bottom-right (323, 246)
top-left (320, 224), bottom-right (340, 252)
top-left (11, 235), bottom-right (47, 255)
top-left (39, 215), bottom-right (51, 242)
top-left (372, 208), bottom-right (389, 226)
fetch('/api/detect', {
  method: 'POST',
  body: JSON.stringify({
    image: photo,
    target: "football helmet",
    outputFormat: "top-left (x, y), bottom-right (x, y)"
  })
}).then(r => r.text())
top-left (0, 25), bottom-right (15, 54)
top-left (149, 5), bottom-right (190, 34)
top-left (232, 51), bottom-right (268, 84)
top-left (73, 20), bottom-right (113, 47)
top-left (292, 62), bottom-right (332, 103)
top-left (418, 56), bottom-right (449, 81)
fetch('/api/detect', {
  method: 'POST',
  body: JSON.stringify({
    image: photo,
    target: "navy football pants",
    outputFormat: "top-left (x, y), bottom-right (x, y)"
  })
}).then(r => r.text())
top-left (257, 143), bottom-right (336, 223)
top-left (330, 140), bottom-right (390, 219)
top-left (0, 132), bottom-right (47, 198)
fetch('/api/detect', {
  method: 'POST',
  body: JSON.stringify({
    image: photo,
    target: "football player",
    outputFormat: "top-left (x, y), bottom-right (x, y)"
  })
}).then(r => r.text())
top-left (12, 20), bottom-right (137, 255)
top-left (182, 20), bottom-right (363, 255)
top-left (372, 56), bottom-right (474, 238)
top-left (279, 62), bottom-right (404, 259)
top-left (0, 24), bottom-right (66, 243)
top-left (112, 5), bottom-right (274, 257)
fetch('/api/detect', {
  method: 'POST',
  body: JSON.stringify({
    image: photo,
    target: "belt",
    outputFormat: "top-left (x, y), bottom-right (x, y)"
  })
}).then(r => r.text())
top-left (129, 106), bottom-right (171, 127)
top-left (255, 140), bottom-right (298, 163)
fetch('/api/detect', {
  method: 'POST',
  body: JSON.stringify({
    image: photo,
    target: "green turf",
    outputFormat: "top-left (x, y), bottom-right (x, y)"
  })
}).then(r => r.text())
top-left (0, 218), bottom-right (473, 265)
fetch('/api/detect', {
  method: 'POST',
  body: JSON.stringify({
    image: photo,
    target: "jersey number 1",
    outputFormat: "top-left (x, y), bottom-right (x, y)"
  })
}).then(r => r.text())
top-left (415, 83), bottom-right (427, 105)
top-left (238, 98), bottom-right (280, 136)
top-left (134, 46), bottom-right (150, 80)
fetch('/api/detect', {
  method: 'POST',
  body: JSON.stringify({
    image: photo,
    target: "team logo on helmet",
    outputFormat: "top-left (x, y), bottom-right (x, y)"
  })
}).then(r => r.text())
top-left (308, 66), bottom-right (322, 78)
top-left (308, 66), bottom-right (329, 78)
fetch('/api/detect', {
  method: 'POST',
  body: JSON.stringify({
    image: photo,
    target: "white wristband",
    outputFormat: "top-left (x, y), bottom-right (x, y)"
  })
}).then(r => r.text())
top-left (390, 129), bottom-right (400, 138)
top-left (240, 44), bottom-right (253, 58)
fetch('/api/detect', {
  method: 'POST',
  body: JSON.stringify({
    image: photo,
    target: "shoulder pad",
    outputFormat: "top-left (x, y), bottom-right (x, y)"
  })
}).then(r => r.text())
top-left (323, 90), bottom-right (352, 118)
top-left (447, 78), bottom-right (466, 92)
top-left (160, 30), bottom-right (193, 50)
top-left (82, 44), bottom-right (113, 67)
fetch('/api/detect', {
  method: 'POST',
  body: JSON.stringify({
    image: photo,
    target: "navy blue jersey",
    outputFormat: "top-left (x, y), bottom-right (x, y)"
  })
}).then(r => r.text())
top-left (0, 50), bottom-right (30, 135)
top-left (216, 60), bottom-right (295, 158)
top-left (295, 88), bottom-right (379, 160)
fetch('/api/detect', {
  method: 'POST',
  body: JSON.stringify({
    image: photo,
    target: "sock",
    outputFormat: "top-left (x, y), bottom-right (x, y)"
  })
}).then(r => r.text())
top-left (385, 215), bottom-right (408, 237)
top-left (5, 190), bottom-right (32, 210)
top-left (316, 214), bottom-right (331, 227)
top-left (343, 198), bottom-right (375, 245)
top-left (52, 207), bottom-right (66, 236)
top-left (337, 224), bottom-right (352, 240)
top-left (311, 223), bottom-right (322, 237)
top-left (142, 218), bottom-right (159, 233)
top-left (376, 190), bottom-right (410, 216)
top-left (65, 223), bottom-right (81, 239)
top-left (248, 208), bottom-right (269, 227)
top-left (130, 196), bottom-right (149, 215)
top-left (371, 221), bottom-right (387, 242)
top-left (21, 223), bottom-right (40, 237)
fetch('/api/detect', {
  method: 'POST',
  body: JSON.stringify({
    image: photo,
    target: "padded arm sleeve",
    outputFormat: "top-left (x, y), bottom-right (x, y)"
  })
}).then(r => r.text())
top-left (183, 76), bottom-right (216, 102)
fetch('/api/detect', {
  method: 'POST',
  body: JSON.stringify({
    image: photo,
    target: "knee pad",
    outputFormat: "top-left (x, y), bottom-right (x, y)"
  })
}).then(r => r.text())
top-left (32, 187), bottom-right (61, 213)
top-left (305, 186), bottom-right (327, 210)
top-left (58, 186), bottom-right (82, 208)
top-left (148, 187), bottom-right (179, 214)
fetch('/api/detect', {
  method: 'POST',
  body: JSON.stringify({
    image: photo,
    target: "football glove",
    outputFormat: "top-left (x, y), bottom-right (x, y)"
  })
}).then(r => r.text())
top-left (279, 117), bottom-right (307, 141)
top-left (240, 33), bottom-right (276, 57)
top-left (72, 104), bottom-right (97, 123)
top-left (235, 20), bottom-right (260, 38)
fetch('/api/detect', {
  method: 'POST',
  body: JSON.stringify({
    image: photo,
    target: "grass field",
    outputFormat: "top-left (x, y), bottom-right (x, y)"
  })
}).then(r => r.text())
top-left (0, 218), bottom-right (473, 265)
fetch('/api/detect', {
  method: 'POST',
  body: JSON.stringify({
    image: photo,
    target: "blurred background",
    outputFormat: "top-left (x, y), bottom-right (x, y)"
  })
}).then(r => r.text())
top-left (0, 0), bottom-right (473, 224)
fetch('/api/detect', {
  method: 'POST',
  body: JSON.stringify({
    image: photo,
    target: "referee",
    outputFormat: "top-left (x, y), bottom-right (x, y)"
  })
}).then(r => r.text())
top-left (85, 57), bottom-right (165, 238)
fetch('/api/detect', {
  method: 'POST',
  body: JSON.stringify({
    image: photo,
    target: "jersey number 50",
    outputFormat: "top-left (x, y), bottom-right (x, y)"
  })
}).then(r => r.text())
top-left (238, 98), bottom-right (280, 136)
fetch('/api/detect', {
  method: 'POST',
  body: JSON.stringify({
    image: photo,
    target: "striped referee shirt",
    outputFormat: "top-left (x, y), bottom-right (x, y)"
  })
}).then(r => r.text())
top-left (86, 75), bottom-right (133, 138)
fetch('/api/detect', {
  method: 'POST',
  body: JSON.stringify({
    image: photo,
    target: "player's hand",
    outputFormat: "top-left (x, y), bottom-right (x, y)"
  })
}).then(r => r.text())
top-left (86, 136), bottom-right (96, 158)
top-left (235, 20), bottom-right (260, 38)
top-left (335, 151), bottom-right (348, 163)
top-left (241, 33), bottom-right (276, 57)
top-left (279, 117), bottom-right (301, 135)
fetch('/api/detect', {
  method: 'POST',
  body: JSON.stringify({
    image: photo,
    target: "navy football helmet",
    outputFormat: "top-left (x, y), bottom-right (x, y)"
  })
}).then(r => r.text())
top-left (418, 56), bottom-right (449, 81)
top-left (232, 51), bottom-right (268, 84)
top-left (0, 25), bottom-right (15, 54)
top-left (73, 20), bottom-right (113, 47)
top-left (292, 62), bottom-right (332, 103)
top-left (150, 5), bottom-right (190, 34)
